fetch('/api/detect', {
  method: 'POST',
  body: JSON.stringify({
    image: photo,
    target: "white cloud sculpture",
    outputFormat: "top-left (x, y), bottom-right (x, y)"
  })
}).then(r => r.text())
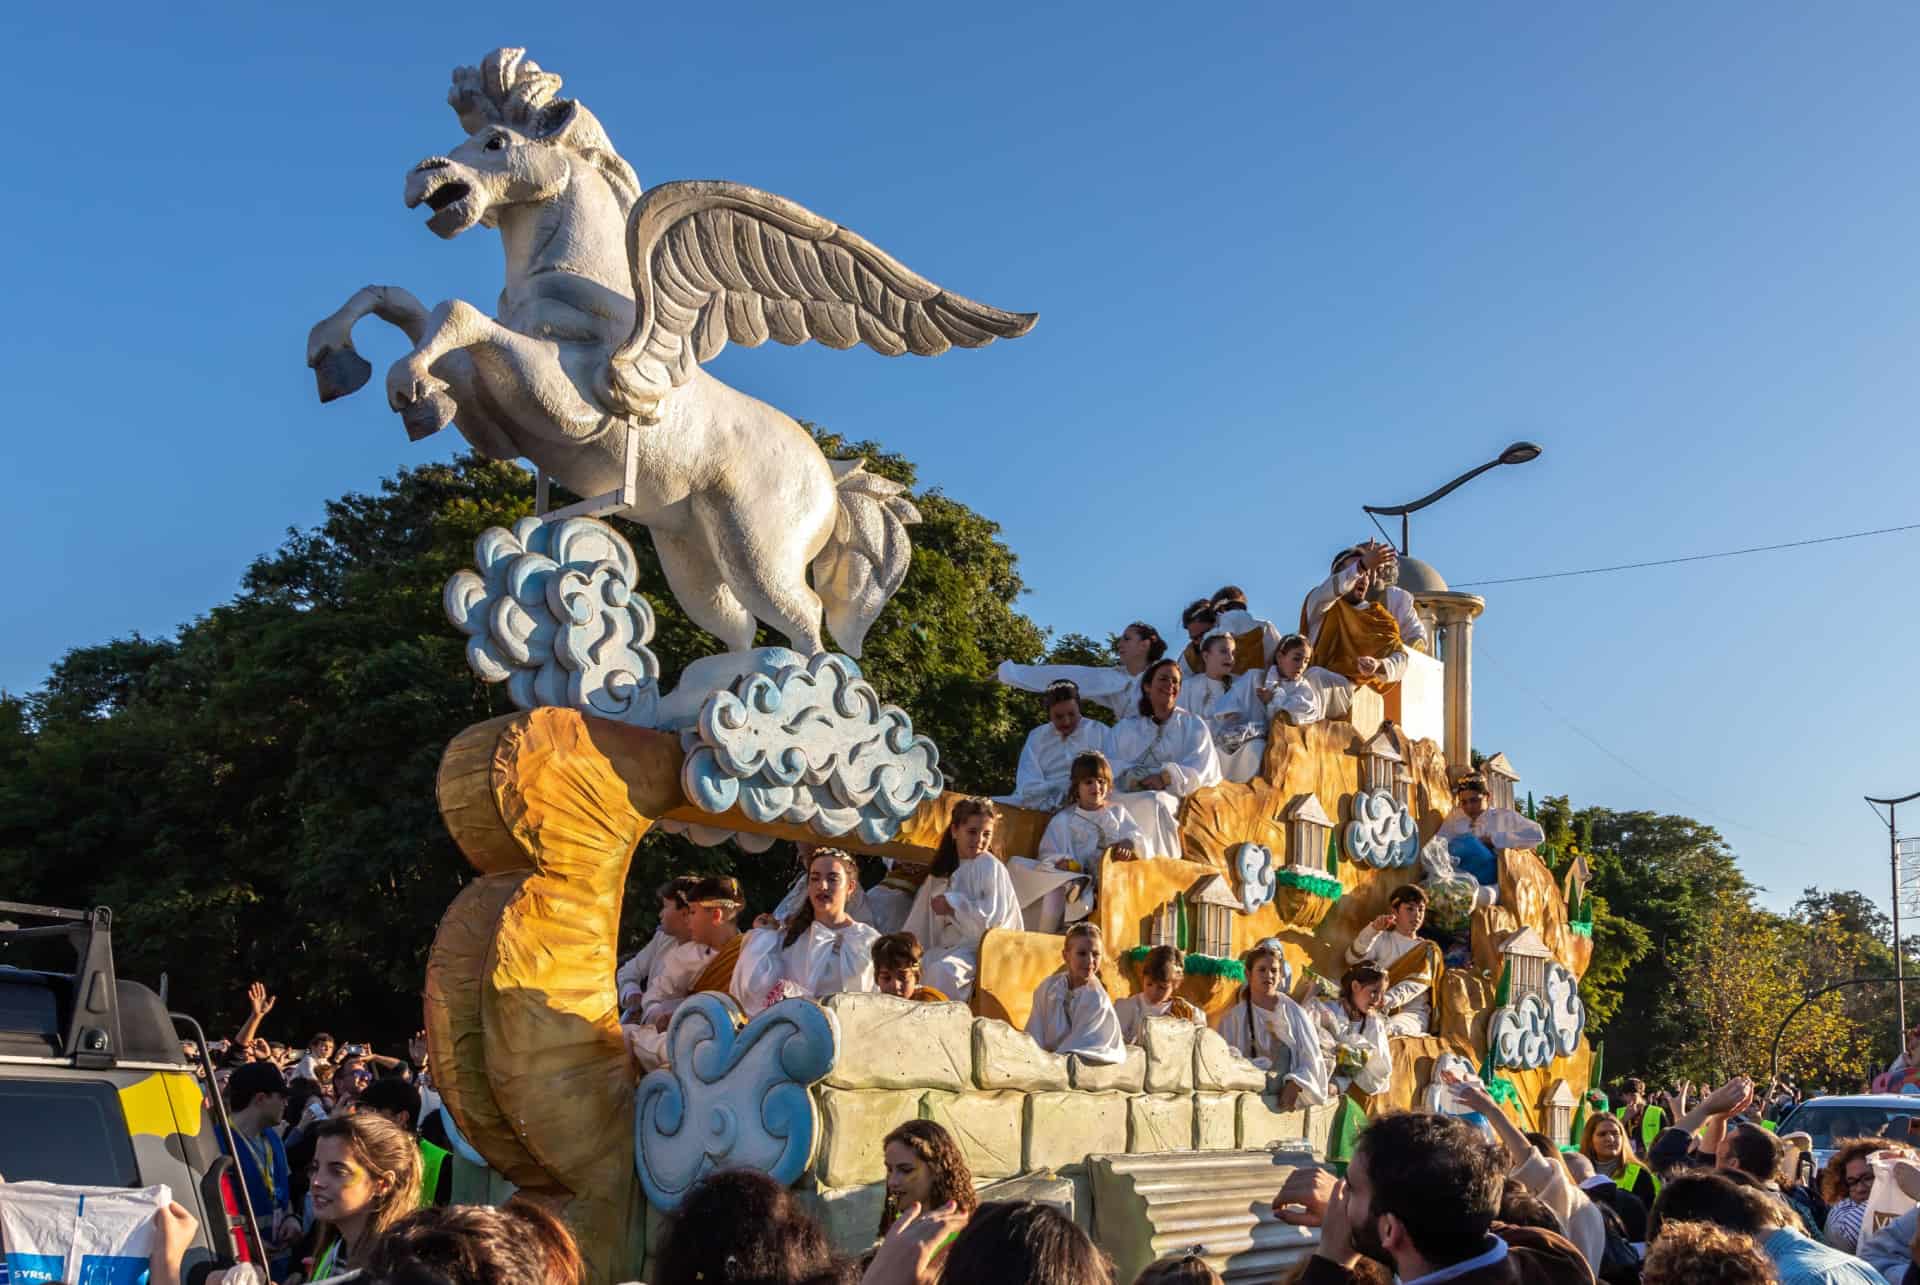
top-left (1345, 789), bottom-right (1419, 869)
top-left (1235, 843), bottom-right (1277, 914)
top-left (1489, 963), bottom-right (1585, 1070)
top-left (681, 652), bottom-right (943, 845)
top-left (443, 516), bottom-right (660, 726)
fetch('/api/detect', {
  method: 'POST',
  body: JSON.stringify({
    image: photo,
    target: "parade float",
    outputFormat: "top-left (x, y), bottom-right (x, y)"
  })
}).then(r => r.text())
top-left (307, 48), bottom-right (1601, 1284)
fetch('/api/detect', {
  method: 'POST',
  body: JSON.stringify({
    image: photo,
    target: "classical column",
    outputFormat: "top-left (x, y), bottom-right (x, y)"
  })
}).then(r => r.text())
top-left (1422, 592), bottom-right (1485, 773)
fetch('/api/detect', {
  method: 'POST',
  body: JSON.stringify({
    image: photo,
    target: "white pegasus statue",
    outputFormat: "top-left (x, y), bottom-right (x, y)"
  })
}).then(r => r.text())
top-left (307, 48), bottom-right (1035, 656)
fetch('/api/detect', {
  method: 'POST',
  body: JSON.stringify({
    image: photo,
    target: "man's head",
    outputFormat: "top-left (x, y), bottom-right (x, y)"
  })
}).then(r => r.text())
top-left (1346, 1113), bottom-right (1505, 1274)
top-left (1454, 776), bottom-right (1489, 820)
top-left (355, 1075), bottom-right (423, 1134)
top-left (657, 875), bottom-right (702, 940)
top-left (1333, 548), bottom-right (1372, 604)
top-left (1387, 884), bottom-right (1427, 936)
top-left (1045, 682), bottom-right (1083, 737)
top-left (1181, 599), bottom-right (1216, 641)
top-left (872, 932), bottom-right (923, 998)
top-left (1718, 1121), bottom-right (1784, 1184)
top-left (1624, 1077), bottom-right (1646, 1104)
top-left (686, 875), bottom-right (743, 947)
top-left (1648, 1171), bottom-right (1779, 1241)
top-left (225, 1060), bottom-right (289, 1124)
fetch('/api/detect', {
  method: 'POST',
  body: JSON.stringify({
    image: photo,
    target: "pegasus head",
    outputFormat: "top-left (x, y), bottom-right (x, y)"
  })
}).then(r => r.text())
top-left (407, 48), bottom-right (639, 239)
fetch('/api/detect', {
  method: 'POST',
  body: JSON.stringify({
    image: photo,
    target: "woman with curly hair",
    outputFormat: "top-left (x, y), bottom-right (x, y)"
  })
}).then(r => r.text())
top-left (876, 1119), bottom-right (978, 1240)
top-left (1820, 1137), bottom-right (1913, 1252)
top-left (1642, 1220), bottom-right (1777, 1285)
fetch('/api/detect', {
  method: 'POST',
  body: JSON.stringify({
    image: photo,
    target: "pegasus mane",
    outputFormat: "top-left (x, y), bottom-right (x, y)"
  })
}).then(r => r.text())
top-left (448, 48), bottom-right (641, 211)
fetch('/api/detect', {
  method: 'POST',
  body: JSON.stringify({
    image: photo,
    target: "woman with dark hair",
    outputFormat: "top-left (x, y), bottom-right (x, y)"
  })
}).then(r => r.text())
top-left (901, 798), bottom-right (1022, 1000)
top-left (1105, 659), bottom-right (1217, 860)
top-left (1820, 1137), bottom-right (1913, 1252)
top-left (877, 1120), bottom-right (978, 1240)
top-left (654, 1168), bottom-right (848, 1285)
top-left (936, 1200), bottom-right (1114, 1285)
top-left (364, 1199), bottom-right (585, 1285)
top-left (994, 621), bottom-right (1167, 719)
top-left (731, 848), bottom-right (881, 1016)
top-left (293, 1114), bottom-right (424, 1282)
top-left (1311, 962), bottom-right (1393, 1097)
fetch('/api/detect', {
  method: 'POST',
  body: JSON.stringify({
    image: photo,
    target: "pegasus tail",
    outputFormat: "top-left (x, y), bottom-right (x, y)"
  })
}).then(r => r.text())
top-left (812, 459), bottom-right (919, 658)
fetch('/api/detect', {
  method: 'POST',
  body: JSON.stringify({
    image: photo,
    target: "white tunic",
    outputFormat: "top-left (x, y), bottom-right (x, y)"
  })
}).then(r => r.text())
top-left (901, 855), bottom-right (1024, 1000)
top-left (1177, 673), bottom-right (1269, 784)
top-left (997, 660), bottom-right (1144, 720)
top-left (1026, 972), bottom-right (1125, 1065)
top-left (1010, 718), bottom-right (1114, 810)
top-left (616, 928), bottom-right (674, 1014)
top-left (1108, 710), bottom-right (1222, 798)
top-left (730, 919), bottom-right (882, 1016)
top-left (1260, 668), bottom-right (1331, 727)
top-left (621, 938), bottom-right (716, 1070)
top-left (1214, 995), bottom-right (1333, 1105)
top-left (1436, 806), bottom-right (1547, 851)
top-left (1347, 925), bottom-right (1433, 1034)
top-left (1314, 1000), bottom-right (1394, 1097)
top-left (1037, 804), bottom-right (1147, 880)
top-left (1114, 993), bottom-right (1203, 1045)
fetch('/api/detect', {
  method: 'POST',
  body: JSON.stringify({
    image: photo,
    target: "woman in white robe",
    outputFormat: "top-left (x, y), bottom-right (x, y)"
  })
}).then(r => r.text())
top-left (902, 799), bottom-right (1023, 1000)
top-left (1114, 945), bottom-right (1205, 1044)
top-left (1213, 942), bottom-right (1330, 1108)
top-left (732, 848), bottom-right (881, 1017)
top-left (1106, 661), bottom-right (1220, 858)
top-left (1026, 923), bottom-right (1125, 1065)
top-left (1313, 961), bottom-right (1395, 1098)
top-left (995, 622), bottom-right (1168, 719)
top-left (1258, 633), bottom-right (1328, 729)
top-left (1177, 631), bottom-right (1269, 784)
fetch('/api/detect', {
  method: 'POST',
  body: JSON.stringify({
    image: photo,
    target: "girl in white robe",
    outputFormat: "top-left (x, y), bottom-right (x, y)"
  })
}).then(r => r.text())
top-left (1032, 752), bottom-right (1145, 909)
top-left (1105, 660), bottom-right (1220, 858)
top-left (1113, 945), bottom-right (1205, 1044)
top-left (732, 848), bottom-right (881, 1017)
top-left (1177, 632), bottom-right (1269, 784)
top-left (1026, 922), bottom-right (1125, 1065)
top-left (1212, 941), bottom-right (1330, 1108)
top-left (1258, 634), bottom-right (1328, 729)
top-left (902, 798), bottom-right (1023, 1000)
top-left (1314, 962), bottom-right (1395, 1098)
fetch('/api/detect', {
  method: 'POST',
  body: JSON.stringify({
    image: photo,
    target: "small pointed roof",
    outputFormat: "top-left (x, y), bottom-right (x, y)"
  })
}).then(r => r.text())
top-left (1282, 793), bottom-right (1333, 828)
top-left (1481, 752), bottom-right (1519, 782)
top-left (1500, 927), bottom-right (1552, 959)
top-left (1563, 850), bottom-right (1593, 888)
top-left (1542, 1078), bottom-right (1577, 1107)
top-left (1356, 723), bottom-right (1404, 763)
top-left (1186, 873), bottom-right (1242, 910)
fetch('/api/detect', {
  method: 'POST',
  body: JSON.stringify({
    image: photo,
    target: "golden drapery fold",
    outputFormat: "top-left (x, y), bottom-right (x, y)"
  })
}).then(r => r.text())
top-left (1384, 938), bottom-right (1446, 1030)
top-left (691, 933), bottom-right (746, 997)
top-left (1303, 598), bottom-right (1402, 691)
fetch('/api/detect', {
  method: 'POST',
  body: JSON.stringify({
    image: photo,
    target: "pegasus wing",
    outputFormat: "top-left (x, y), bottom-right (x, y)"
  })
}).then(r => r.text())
top-left (602, 180), bottom-right (1036, 414)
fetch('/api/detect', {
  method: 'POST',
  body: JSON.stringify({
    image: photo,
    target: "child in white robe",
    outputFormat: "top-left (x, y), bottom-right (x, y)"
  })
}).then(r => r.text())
top-left (902, 798), bottom-right (1023, 1000)
top-left (732, 848), bottom-right (881, 1017)
top-left (622, 875), bottom-right (740, 1071)
top-left (1209, 585), bottom-right (1286, 670)
top-left (1177, 631), bottom-right (1269, 784)
top-left (615, 876), bottom-right (700, 1022)
top-left (763, 845), bottom-right (873, 929)
top-left (1026, 922), bottom-right (1125, 1065)
top-left (1213, 941), bottom-right (1331, 1108)
top-left (1314, 961), bottom-right (1395, 1098)
top-left (1031, 751), bottom-right (1145, 914)
top-left (1007, 682), bottom-right (1114, 809)
top-left (1258, 634), bottom-right (1329, 728)
top-left (1114, 945), bottom-right (1205, 1044)
top-left (1346, 883), bottom-right (1437, 1036)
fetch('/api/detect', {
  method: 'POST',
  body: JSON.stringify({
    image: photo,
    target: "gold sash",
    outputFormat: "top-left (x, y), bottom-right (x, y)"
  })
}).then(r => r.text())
top-left (691, 933), bottom-right (746, 997)
top-left (1384, 939), bottom-right (1445, 1029)
top-left (1303, 598), bottom-right (1402, 691)
top-left (911, 986), bottom-right (950, 1003)
top-left (1181, 641), bottom-right (1205, 675)
top-left (1232, 626), bottom-right (1268, 675)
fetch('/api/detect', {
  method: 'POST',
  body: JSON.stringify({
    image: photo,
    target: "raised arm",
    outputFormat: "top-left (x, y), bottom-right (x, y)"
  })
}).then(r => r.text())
top-left (233, 982), bottom-right (276, 1047)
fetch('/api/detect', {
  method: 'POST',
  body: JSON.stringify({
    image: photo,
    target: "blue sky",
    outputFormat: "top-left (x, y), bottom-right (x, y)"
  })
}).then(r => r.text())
top-left (8, 4), bottom-right (1920, 912)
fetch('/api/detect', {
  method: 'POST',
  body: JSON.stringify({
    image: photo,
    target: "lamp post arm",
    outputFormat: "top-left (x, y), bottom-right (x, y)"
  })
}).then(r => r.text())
top-left (1363, 456), bottom-right (1511, 520)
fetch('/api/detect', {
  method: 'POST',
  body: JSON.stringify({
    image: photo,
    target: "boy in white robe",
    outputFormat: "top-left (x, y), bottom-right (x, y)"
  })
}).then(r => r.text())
top-left (1026, 922), bottom-right (1125, 1065)
top-left (1315, 963), bottom-right (1395, 1097)
top-left (1114, 945), bottom-right (1205, 1044)
top-left (1435, 774), bottom-right (1547, 886)
top-left (732, 849), bottom-right (881, 1016)
top-left (995, 622), bottom-right (1168, 719)
top-left (622, 876), bottom-right (741, 1071)
top-left (615, 876), bottom-right (700, 1021)
top-left (1213, 942), bottom-right (1331, 1109)
top-left (901, 798), bottom-right (1023, 1000)
top-left (1346, 883), bottom-right (1438, 1036)
top-left (1177, 631), bottom-right (1268, 784)
top-left (1006, 683), bottom-right (1113, 810)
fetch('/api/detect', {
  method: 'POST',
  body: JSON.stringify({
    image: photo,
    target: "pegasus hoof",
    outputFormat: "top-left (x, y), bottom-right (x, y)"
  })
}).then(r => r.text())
top-left (400, 390), bottom-right (457, 440)
top-left (311, 346), bottom-right (372, 403)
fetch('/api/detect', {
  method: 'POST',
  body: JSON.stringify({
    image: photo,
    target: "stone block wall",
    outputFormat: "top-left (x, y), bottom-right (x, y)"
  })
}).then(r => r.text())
top-left (802, 993), bottom-right (1328, 1252)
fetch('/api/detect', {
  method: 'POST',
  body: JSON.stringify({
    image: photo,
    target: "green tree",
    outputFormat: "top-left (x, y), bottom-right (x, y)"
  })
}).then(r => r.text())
top-left (0, 442), bottom-right (1051, 1047)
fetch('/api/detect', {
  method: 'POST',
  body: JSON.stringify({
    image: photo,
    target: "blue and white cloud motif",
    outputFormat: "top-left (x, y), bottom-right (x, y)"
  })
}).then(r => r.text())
top-left (681, 652), bottom-right (943, 844)
top-left (1490, 963), bottom-right (1585, 1069)
top-left (443, 516), bottom-right (660, 727)
top-left (1345, 789), bottom-right (1419, 868)
top-left (1235, 843), bottom-right (1277, 914)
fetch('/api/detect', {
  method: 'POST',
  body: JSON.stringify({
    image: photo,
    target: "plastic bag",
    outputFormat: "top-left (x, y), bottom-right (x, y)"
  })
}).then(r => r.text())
top-left (1864, 1154), bottom-right (1916, 1242)
top-left (0, 1181), bottom-right (172, 1285)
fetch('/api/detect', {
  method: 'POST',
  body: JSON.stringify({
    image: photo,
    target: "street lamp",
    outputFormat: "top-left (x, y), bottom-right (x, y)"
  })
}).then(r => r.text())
top-left (1867, 789), bottom-right (1920, 1045)
top-left (1363, 441), bottom-right (1542, 556)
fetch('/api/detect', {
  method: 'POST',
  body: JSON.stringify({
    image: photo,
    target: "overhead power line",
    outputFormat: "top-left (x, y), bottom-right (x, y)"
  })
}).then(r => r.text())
top-left (1454, 521), bottom-right (1920, 588)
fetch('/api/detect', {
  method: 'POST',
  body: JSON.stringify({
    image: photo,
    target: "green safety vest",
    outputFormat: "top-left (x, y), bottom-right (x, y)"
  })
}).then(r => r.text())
top-left (1638, 1105), bottom-right (1665, 1150)
top-left (1619, 1161), bottom-right (1660, 1201)
top-left (417, 1138), bottom-right (450, 1207)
